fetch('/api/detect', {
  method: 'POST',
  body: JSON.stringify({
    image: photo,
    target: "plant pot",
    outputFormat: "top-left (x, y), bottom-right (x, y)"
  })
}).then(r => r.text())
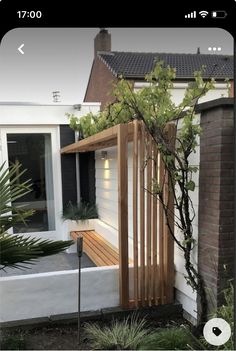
top-left (67, 219), bottom-right (95, 233)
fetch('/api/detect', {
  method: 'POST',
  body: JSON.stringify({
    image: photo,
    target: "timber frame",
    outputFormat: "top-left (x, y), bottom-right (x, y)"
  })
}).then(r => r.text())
top-left (61, 121), bottom-right (176, 309)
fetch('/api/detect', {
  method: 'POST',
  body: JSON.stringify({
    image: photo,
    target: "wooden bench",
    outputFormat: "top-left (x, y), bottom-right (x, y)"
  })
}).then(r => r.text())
top-left (70, 230), bottom-right (120, 266)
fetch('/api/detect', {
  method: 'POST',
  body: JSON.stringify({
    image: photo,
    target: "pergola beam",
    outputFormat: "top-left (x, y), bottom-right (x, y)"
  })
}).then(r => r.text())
top-left (60, 123), bottom-right (134, 154)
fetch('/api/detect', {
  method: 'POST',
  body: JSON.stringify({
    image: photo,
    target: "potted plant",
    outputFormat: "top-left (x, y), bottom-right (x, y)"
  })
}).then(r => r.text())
top-left (62, 201), bottom-right (98, 237)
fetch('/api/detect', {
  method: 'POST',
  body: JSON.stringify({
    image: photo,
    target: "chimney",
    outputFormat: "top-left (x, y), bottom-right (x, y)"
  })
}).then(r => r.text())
top-left (94, 28), bottom-right (111, 57)
top-left (52, 91), bottom-right (61, 103)
top-left (197, 47), bottom-right (201, 54)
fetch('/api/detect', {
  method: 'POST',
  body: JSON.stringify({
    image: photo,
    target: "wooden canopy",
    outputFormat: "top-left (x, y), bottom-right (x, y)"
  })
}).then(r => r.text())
top-left (60, 122), bottom-right (135, 154)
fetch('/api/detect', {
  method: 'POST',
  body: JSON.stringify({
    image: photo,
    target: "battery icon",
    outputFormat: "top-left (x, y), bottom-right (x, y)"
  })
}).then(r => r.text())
top-left (211, 10), bottom-right (227, 18)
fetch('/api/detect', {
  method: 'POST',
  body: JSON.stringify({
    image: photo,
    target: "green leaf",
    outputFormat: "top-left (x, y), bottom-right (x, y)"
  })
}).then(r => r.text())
top-left (0, 162), bottom-right (73, 270)
top-left (186, 180), bottom-right (195, 191)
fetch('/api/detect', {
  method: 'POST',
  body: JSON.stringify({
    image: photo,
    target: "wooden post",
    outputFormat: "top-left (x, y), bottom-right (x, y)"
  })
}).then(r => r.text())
top-left (133, 120), bottom-right (139, 307)
top-left (139, 123), bottom-right (145, 306)
top-left (117, 124), bottom-right (129, 308)
top-left (146, 133), bottom-right (152, 306)
top-left (152, 141), bottom-right (158, 305)
top-left (159, 153), bottom-right (165, 304)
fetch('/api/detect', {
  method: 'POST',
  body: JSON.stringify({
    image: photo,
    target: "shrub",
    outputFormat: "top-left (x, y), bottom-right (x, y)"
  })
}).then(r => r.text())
top-left (0, 334), bottom-right (26, 350)
top-left (210, 281), bottom-right (234, 350)
top-left (139, 326), bottom-right (204, 350)
top-left (84, 315), bottom-right (149, 350)
top-left (62, 201), bottom-right (98, 222)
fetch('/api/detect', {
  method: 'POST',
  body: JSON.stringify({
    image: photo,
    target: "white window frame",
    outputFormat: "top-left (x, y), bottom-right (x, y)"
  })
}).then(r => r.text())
top-left (0, 125), bottom-right (63, 241)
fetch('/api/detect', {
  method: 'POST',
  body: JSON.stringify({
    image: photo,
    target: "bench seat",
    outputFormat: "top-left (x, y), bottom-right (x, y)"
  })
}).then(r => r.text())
top-left (70, 230), bottom-right (120, 266)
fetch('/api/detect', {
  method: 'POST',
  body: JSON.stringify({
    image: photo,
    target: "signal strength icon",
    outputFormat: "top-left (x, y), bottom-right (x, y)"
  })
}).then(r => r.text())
top-left (199, 10), bottom-right (209, 18)
top-left (185, 11), bottom-right (196, 18)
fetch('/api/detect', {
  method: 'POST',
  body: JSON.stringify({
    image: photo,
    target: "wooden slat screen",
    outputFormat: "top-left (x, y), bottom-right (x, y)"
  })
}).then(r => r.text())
top-left (120, 121), bottom-right (176, 308)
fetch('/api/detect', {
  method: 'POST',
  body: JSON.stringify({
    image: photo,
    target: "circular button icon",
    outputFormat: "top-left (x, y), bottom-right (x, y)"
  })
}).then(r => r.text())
top-left (203, 318), bottom-right (231, 346)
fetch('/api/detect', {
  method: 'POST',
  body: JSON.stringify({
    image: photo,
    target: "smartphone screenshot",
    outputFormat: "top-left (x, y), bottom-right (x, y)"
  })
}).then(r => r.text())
top-left (0, 2), bottom-right (235, 350)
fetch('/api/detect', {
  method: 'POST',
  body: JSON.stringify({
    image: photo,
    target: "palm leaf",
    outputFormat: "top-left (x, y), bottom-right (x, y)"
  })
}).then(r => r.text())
top-left (0, 232), bottom-right (73, 270)
top-left (0, 162), bottom-right (33, 234)
top-left (0, 162), bottom-right (73, 270)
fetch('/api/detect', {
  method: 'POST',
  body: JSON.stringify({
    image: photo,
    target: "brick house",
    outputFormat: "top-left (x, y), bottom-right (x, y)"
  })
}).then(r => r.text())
top-left (84, 29), bottom-right (234, 110)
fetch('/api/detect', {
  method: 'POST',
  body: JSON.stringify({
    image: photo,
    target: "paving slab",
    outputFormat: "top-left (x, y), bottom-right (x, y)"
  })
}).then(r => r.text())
top-left (0, 252), bottom-right (95, 276)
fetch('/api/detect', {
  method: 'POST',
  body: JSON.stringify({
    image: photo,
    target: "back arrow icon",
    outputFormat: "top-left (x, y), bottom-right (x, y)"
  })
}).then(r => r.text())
top-left (18, 44), bottom-right (24, 55)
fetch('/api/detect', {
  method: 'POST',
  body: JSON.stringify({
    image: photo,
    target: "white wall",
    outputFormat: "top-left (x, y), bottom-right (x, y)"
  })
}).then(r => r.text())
top-left (0, 102), bottom-right (100, 125)
top-left (96, 145), bottom-right (134, 233)
top-left (95, 144), bottom-right (136, 259)
top-left (134, 82), bottom-right (229, 105)
top-left (0, 266), bottom-right (119, 323)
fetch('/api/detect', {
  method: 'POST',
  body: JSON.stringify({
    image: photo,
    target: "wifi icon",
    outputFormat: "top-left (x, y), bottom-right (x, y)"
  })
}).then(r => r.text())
top-left (199, 10), bottom-right (209, 18)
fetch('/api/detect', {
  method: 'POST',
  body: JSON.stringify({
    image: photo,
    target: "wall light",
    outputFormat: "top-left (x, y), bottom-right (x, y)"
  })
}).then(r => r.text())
top-left (74, 104), bottom-right (82, 111)
top-left (101, 151), bottom-right (108, 160)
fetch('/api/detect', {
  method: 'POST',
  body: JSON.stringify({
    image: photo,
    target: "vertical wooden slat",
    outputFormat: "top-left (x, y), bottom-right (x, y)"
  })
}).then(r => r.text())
top-left (146, 132), bottom-right (152, 306)
top-left (133, 120), bottom-right (139, 307)
top-left (117, 123), bottom-right (129, 308)
top-left (159, 152), bottom-right (165, 304)
top-left (152, 141), bottom-right (158, 304)
top-left (164, 123), bottom-right (176, 304)
top-left (139, 123), bottom-right (145, 306)
top-left (163, 199), bottom-right (168, 304)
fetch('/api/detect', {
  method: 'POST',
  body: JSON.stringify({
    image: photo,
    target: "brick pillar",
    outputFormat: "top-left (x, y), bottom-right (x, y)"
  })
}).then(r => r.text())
top-left (198, 98), bottom-right (234, 313)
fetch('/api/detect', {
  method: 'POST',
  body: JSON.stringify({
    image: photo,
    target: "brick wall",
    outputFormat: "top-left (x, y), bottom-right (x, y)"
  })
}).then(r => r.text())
top-left (198, 98), bottom-right (234, 312)
top-left (84, 57), bottom-right (118, 110)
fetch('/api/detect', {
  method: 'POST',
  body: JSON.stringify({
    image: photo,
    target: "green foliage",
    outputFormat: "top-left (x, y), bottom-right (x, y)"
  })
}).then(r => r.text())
top-left (0, 162), bottom-right (34, 235)
top-left (84, 315), bottom-right (149, 350)
top-left (211, 282), bottom-right (234, 350)
top-left (67, 62), bottom-right (214, 141)
top-left (66, 113), bottom-right (81, 132)
top-left (197, 282), bottom-right (234, 350)
top-left (224, 78), bottom-right (231, 96)
top-left (139, 327), bottom-right (204, 350)
top-left (0, 162), bottom-right (73, 270)
top-left (0, 333), bottom-right (26, 350)
top-left (62, 201), bottom-right (98, 222)
top-left (182, 237), bottom-right (196, 248)
top-left (186, 180), bottom-right (195, 192)
top-left (66, 112), bottom-right (99, 138)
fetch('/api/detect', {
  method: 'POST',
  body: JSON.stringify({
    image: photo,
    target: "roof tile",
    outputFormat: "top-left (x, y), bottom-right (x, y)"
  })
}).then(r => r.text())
top-left (98, 52), bottom-right (233, 79)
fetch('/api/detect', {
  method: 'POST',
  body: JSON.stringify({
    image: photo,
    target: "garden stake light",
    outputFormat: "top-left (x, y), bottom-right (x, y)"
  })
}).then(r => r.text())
top-left (77, 236), bottom-right (83, 345)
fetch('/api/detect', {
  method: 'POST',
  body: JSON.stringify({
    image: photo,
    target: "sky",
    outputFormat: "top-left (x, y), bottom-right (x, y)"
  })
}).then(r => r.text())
top-left (0, 28), bottom-right (233, 104)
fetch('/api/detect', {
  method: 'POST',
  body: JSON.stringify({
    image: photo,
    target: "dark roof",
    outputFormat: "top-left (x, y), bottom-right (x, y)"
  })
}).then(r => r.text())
top-left (98, 51), bottom-right (233, 80)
